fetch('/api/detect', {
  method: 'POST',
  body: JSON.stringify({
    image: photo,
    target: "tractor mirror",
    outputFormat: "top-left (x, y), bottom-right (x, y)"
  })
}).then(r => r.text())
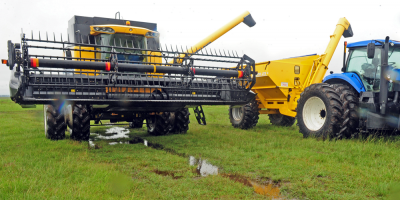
top-left (367, 43), bottom-right (375, 59)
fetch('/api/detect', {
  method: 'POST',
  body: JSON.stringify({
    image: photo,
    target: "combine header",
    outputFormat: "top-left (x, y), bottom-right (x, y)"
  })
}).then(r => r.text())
top-left (4, 12), bottom-right (256, 140)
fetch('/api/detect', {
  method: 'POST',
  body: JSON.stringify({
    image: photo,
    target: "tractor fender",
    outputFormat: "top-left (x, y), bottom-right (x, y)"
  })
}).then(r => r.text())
top-left (323, 72), bottom-right (365, 93)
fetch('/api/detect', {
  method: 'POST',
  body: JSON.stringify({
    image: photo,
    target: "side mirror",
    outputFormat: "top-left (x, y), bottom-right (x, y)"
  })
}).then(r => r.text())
top-left (367, 43), bottom-right (375, 59)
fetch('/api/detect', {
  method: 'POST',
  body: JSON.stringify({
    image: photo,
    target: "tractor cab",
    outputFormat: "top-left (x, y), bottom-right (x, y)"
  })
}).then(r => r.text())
top-left (344, 40), bottom-right (400, 92)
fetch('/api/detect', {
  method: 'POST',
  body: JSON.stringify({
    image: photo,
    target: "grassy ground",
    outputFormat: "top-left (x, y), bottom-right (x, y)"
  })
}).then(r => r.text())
top-left (1, 98), bottom-right (400, 199)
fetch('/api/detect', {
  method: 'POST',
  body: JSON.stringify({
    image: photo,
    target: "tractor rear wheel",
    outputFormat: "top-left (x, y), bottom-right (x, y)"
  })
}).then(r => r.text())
top-left (268, 114), bottom-right (296, 127)
top-left (70, 104), bottom-right (91, 141)
top-left (146, 112), bottom-right (173, 136)
top-left (129, 117), bottom-right (144, 129)
top-left (229, 99), bottom-right (259, 129)
top-left (297, 83), bottom-right (343, 139)
top-left (170, 108), bottom-right (190, 134)
top-left (332, 84), bottom-right (359, 138)
top-left (44, 105), bottom-right (66, 140)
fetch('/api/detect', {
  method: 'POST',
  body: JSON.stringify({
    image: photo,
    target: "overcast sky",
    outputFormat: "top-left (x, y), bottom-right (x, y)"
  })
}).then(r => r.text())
top-left (1, 0), bottom-right (399, 95)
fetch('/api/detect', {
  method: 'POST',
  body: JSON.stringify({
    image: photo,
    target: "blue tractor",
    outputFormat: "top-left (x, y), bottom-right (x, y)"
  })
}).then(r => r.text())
top-left (298, 37), bottom-right (400, 138)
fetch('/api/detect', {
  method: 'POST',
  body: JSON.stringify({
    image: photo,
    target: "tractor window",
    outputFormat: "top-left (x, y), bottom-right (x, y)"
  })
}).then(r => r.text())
top-left (347, 47), bottom-right (400, 91)
top-left (94, 33), bottom-right (147, 62)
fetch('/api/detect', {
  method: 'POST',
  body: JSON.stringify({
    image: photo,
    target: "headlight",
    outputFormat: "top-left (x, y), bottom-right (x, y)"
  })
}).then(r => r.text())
top-left (93, 27), bottom-right (115, 33)
top-left (145, 31), bottom-right (159, 38)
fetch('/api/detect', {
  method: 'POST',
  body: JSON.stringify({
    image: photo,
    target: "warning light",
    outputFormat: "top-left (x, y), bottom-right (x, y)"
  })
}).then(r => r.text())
top-left (1, 59), bottom-right (7, 65)
top-left (344, 41), bottom-right (347, 46)
top-left (126, 21), bottom-right (131, 26)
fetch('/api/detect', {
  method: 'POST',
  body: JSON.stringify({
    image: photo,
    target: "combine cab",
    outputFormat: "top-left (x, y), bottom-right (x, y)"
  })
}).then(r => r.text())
top-left (4, 12), bottom-right (257, 140)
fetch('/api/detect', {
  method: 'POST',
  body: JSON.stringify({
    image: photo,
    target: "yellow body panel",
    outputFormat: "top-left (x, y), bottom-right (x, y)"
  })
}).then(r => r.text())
top-left (90, 25), bottom-right (156, 36)
top-left (73, 46), bottom-right (100, 76)
top-left (254, 18), bottom-right (351, 117)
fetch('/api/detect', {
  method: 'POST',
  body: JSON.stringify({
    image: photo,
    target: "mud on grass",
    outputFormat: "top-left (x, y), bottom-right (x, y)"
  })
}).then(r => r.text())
top-left (2, 98), bottom-right (400, 199)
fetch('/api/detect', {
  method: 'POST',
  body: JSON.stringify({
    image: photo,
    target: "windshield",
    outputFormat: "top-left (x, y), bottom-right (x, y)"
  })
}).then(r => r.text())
top-left (95, 33), bottom-right (147, 62)
top-left (347, 47), bottom-right (400, 91)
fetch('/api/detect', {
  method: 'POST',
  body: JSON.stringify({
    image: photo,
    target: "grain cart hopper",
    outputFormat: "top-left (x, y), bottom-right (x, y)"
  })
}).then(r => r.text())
top-left (3, 11), bottom-right (257, 141)
top-left (229, 17), bottom-right (354, 139)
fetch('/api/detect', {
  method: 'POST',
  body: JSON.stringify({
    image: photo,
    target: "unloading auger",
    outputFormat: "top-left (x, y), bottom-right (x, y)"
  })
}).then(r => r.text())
top-left (3, 11), bottom-right (257, 140)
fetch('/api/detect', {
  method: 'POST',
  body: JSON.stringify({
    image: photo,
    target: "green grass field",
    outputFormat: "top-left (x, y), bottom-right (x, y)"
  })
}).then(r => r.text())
top-left (1, 97), bottom-right (400, 199)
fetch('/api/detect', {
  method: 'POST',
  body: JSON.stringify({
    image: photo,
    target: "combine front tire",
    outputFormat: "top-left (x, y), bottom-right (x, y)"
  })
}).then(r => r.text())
top-left (268, 114), bottom-right (296, 127)
top-left (171, 108), bottom-right (190, 134)
top-left (70, 104), bottom-right (91, 141)
top-left (146, 112), bottom-right (173, 136)
top-left (229, 99), bottom-right (259, 129)
top-left (297, 84), bottom-right (343, 139)
top-left (129, 117), bottom-right (144, 129)
top-left (44, 105), bottom-right (66, 140)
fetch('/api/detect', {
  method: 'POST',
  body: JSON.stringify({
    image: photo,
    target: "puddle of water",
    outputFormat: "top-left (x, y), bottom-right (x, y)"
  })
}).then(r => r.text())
top-left (89, 140), bottom-right (95, 148)
top-left (188, 156), bottom-right (281, 198)
top-left (92, 127), bottom-right (130, 140)
top-left (189, 156), bottom-right (219, 177)
top-left (89, 133), bottom-right (283, 198)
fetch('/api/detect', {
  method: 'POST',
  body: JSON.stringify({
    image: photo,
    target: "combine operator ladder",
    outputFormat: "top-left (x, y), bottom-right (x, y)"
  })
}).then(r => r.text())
top-left (4, 32), bottom-right (256, 140)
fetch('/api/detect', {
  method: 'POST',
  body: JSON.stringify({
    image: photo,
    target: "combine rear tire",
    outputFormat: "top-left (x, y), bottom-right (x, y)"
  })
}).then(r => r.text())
top-left (297, 83), bottom-right (343, 139)
top-left (171, 108), bottom-right (190, 134)
top-left (129, 118), bottom-right (144, 128)
top-left (229, 99), bottom-right (259, 129)
top-left (268, 114), bottom-right (296, 127)
top-left (44, 105), bottom-right (66, 140)
top-left (146, 112), bottom-right (173, 136)
top-left (70, 104), bottom-right (91, 141)
top-left (332, 84), bottom-right (359, 138)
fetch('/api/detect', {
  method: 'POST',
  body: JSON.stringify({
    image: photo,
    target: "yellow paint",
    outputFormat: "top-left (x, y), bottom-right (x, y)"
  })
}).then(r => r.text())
top-left (72, 46), bottom-right (101, 76)
top-left (253, 18), bottom-right (351, 117)
top-left (89, 25), bottom-right (156, 37)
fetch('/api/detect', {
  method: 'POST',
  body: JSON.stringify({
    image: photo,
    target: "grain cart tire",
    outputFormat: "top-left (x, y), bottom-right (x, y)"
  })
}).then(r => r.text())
top-left (297, 83), bottom-right (343, 139)
top-left (146, 112), bottom-right (173, 136)
top-left (268, 114), bottom-right (296, 127)
top-left (44, 105), bottom-right (66, 140)
top-left (331, 84), bottom-right (359, 138)
top-left (170, 108), bottom-right (190, 134)
top-left (70, 104), bottom-right (91, 141)
top-left (129, 117), bottom-right (144, 128)
top-left (229, 99), bottom-right (259, 129)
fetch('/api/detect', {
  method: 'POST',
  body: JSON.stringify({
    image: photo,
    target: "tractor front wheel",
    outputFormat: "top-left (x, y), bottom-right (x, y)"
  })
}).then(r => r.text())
top-left (229, 99), bottom-right (259, 129)
top-left (297, 83), bottom-right (343, 139)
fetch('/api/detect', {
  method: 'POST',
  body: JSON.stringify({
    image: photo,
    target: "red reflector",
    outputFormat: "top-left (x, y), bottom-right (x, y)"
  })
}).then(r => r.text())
top-left (30, 58), bottom-right (39, 68)
top-left (238, 71), bottom-right (243, 78)
top-left (1, 59), bottom-right (7, 65)
top-left (191, 67), bottom-right (196, 75)
top-left (105, 62), bottom-right (111, 71)
top-left (344, 41), bottom-right (347, 46)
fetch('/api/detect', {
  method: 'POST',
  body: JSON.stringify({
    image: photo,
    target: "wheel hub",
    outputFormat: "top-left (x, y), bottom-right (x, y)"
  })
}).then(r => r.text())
top-left (232, 107), bottom-right (244, 121)
top-left (303, 97), bottom-right (327, 131)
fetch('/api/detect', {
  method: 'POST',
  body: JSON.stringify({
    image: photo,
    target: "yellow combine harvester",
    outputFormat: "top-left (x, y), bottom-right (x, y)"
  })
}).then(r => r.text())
top-left (229, 18), bottom-right (353, 138)
top-left (4, 11), bottom-right (257, 141)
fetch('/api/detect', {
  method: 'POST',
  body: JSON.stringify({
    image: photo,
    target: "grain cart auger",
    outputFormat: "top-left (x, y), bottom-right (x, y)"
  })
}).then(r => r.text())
top-left (3, 11), bottom-right (256, 141)
top-left (229, 18), bottom-right (354, 139)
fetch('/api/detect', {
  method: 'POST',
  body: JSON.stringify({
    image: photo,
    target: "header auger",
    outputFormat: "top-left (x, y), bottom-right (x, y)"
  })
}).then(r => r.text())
top-left (3, 11), bottom-right (257, 140)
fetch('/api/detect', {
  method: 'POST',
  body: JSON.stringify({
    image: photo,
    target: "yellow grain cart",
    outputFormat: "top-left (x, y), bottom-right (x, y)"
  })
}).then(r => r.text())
top-left (229, 18), bottom-right (353, 137)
